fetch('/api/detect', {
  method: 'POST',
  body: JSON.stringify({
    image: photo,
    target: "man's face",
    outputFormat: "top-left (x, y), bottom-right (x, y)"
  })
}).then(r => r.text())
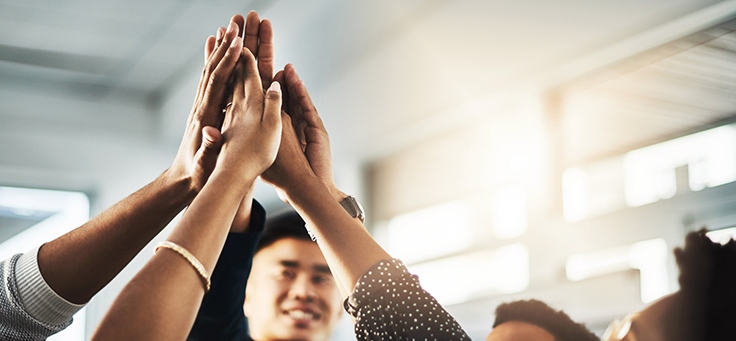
top-left (244, 238), bottom-right (343, 341)
top-left (485, 321), bottom-right (556, 341)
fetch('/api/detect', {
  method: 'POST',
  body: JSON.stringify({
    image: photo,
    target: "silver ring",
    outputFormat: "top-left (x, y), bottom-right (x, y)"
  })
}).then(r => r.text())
top-left (222, 102), bottom-right (233, 113)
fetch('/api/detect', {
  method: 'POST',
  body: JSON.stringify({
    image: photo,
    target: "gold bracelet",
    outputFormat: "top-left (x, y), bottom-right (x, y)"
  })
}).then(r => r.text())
top-left (154, 241), bottom-right (211, 293)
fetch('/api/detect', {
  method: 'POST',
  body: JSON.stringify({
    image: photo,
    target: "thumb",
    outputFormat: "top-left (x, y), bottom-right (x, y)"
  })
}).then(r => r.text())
top-left (195, 126), bottom-right (223, 173)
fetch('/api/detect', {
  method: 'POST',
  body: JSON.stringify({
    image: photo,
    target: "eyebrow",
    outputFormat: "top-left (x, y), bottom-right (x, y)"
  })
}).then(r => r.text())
top-left (279, 260), bottom-right (332, 275)
top-left (314, 265), bottom-right (332, 275)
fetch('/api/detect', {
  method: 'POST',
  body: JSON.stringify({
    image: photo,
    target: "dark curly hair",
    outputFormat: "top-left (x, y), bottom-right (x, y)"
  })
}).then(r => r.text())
top-left (493, 299), bottom-right (598, 341)
top-left (674, 229), bottom-right (736, 341)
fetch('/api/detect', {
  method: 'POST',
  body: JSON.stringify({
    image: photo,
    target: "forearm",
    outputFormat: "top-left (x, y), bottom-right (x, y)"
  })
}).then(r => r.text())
top-left (229, 182), bottom-right (256, 233)
top-left (38, 169), bottom-right (196, 304)
top-left (93, 170), bottom-right (254, 341)
top-left (285, 173), bottom-right (390, 294)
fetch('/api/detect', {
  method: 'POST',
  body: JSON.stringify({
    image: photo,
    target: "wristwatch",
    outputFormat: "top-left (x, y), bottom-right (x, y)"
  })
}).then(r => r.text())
top-left (304, 195), bottom-right (366, 242)
top-left (340, 195), bottom-right (365, 223)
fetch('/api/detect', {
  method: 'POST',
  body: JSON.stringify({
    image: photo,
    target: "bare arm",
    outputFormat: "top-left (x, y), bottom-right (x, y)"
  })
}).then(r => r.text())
top-left (92, 44), bottom-right (282, 341)
top-left (262, 65), bottom-right (389, 296)
top-left (35, 21), bottom-right (245, 305)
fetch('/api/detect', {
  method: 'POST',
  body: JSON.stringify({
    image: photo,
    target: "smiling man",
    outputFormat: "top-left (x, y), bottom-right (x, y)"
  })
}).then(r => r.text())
top-left (187, 210), bottom-right (344, 341)
top-left (243, 212), bottom-right (343, 341)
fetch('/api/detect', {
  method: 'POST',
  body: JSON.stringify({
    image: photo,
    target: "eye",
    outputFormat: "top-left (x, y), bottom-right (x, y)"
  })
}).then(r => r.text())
top-left (279, 269), bottom-right (296, 280)
top-left (312, 275), bottom-right (333, 286)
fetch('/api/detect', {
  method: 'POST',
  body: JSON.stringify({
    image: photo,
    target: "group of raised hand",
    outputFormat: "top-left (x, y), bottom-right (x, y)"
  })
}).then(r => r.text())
top-left (0, 11), bottom-right (470, 341)
top-left (89, 12), bottom-right (350, 340)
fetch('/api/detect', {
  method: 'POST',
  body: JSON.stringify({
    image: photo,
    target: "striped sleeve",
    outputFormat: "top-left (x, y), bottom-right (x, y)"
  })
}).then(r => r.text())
top-left (15, 245), bottom-right (85, 326)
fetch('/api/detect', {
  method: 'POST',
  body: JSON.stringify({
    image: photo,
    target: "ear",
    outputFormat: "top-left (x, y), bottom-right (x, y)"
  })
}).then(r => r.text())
top-left (243, 285), bottom-right (254, 317)
top-left (243, 300), bottom-right (251, 317)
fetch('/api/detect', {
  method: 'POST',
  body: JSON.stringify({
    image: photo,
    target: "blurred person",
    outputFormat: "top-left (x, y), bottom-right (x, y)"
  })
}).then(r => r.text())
top-left (0, 15), bottom-right (260, 341)
top-left (91, 26), bottom-right (283, 340)
top-left (602, 229), bottom-right (736, 341)
top-left (485, 299), bottom-right (599, 341)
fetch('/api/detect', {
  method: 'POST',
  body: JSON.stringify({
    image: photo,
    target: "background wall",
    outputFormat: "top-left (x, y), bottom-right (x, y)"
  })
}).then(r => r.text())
top-left (1, 0), bottom-right (736, 339)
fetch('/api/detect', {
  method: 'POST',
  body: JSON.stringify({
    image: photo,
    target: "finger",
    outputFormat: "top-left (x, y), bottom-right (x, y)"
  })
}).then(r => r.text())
top-left (258, 19), bottom-right (274, 88)
top-left (210, 27), bottom-right (225, 60)
top-left (241, 48), bottom-right (264, 107)
top-left (263, 81), bottom-right (282, 124)
top-left (291, 69), bottom-right (325, 129)
top-left (193, 126), bottom-right (223, 178)
top-left (206, 22), bottom-right (239, 72)
top-left (273, 70), bottom-right (288, 113)
top-left (243, 11), bottom-right (261, 55)
top-left (195, 34), bottom-right (219, 107)
top-left (231, 14), bottom-right (245, 38)
top-left (232, 56), bottom-right (246, 105)
top-left (198, 24), bottom-right (237, 107)
top-left (204, 35), bottom-right (216, 62)
top-left (199, 35), bottom-right (243, 127)
top-left (283, 64), bottom-right (304, 122)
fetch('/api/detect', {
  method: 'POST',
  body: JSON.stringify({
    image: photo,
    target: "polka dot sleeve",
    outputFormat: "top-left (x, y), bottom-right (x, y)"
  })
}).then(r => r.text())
top-left (344, 259), bottom-right (471, 341)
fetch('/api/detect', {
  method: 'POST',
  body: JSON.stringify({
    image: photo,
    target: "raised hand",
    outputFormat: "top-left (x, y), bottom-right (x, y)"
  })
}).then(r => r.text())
top-left (216, 47), bottom-right (282, 185)
top-left (212, 12), bottom-right (278, 232)
top-left (92, 38), bottom-right (282, 341)
top-left (165, 21), bottom-right (242, 194)
top-left (266, 64), bottom-right (344, 201)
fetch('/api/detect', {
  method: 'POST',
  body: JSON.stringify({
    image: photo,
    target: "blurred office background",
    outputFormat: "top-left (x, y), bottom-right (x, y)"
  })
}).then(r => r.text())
top-left (2, 0), bottom-right (736, 339)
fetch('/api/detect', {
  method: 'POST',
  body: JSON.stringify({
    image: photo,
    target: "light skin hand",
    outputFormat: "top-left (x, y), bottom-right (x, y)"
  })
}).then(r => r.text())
top-left (217, 48), bottom-right (282, 183)
top-left (217, 12), bottom-right (277, 233)
top-left (92, 43), bottom-right (282, 341)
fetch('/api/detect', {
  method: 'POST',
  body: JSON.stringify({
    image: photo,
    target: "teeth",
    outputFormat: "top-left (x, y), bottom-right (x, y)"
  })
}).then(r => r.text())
top-left (288, 310), bottom-right (316, 320)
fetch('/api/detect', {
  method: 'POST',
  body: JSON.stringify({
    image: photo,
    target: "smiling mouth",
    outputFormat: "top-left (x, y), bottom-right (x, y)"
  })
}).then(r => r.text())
top-left (284, 309), bottom-right (321, 322)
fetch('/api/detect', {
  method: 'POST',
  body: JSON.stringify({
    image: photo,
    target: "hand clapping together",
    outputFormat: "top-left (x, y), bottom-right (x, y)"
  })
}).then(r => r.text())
top-left (91, 11), bottom-right (471, 341)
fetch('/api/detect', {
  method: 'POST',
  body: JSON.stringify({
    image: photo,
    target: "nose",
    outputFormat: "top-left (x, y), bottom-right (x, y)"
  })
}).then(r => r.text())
top-left (289, 274), bottom-right (317, 303)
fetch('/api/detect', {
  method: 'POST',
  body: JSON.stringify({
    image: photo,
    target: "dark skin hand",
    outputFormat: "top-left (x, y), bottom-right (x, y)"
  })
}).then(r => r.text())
top-left (37, 20), bottom-right (244, 305)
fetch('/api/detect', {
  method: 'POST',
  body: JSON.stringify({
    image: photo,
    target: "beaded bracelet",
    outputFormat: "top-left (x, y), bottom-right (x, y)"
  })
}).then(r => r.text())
top-left (154, 241), bottom-right (211, 293)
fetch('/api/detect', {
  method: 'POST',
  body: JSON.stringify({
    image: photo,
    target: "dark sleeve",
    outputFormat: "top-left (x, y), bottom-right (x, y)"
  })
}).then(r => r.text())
top-left (344, 259), bottom-right (471, 341)
top-left (187, 200), bottom-right (265, 341)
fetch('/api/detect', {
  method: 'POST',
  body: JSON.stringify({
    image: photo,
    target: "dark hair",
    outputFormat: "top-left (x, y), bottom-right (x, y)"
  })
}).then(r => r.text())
top-left (493, 299), bottom-right (598, 341)
top-left (256, 209), bottom-right (313, 253)
top-left (674, 229), bottom-right (736, 341)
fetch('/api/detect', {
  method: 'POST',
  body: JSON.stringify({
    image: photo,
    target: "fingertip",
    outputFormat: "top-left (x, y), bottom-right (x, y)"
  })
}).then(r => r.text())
top-left (205, 35), bottom-right (216, 58)
top-left (260, 18), bottom-right (273, 31)
top-left (241, 46), bottom-right (256, 63)
top-left (230, 36), bottom-right (243, 49)
top-left (268, 81), bottom-right (281, 94)
top-left (202, 126), bottom-right (222, 146)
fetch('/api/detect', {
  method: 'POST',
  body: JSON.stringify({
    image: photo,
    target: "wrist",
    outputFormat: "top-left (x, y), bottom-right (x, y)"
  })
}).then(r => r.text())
top-left (158, 169), bottom-right (198, 205)
top-left (327, 184), bottom-right (346, 203)
top-left (210, 166), bottom-right (258, 192)
top-left (283, 172), bottom-right (326, 203)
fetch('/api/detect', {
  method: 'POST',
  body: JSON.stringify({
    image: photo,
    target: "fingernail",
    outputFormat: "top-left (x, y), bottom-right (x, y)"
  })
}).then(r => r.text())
top-left (268, 81), bottom-right (281, 93)
top-left (230, 36), bottom-right (241, 48)
top-left (227, 22), bottom-right (235, 33)
top-left (216, 28), bottom-right (223, 40)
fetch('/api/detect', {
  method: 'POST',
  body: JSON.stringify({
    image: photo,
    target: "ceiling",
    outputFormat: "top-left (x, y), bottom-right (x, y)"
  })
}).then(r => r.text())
top-left (562, 20), bottom-right (736, 164)
top-left (0, 0), bottom-right (735, 203)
